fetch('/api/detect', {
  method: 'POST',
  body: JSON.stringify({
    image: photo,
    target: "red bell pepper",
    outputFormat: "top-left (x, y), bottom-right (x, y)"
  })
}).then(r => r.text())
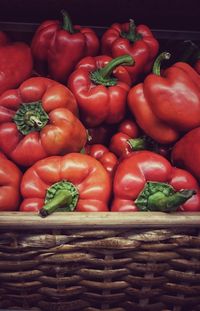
top-left (128, 52), bottom-right (200, 144)
top-left (171, 127), bottom-right (200, 182)
top-left (68, 54), bottom-right (134, 127)
top-left (31, 10), bottom-right (100, 82)
top-left (109, 119), bottom-right (171, 159)
top-left (0, 77), bottom-right (87, 167)
top-left (20, 153), bottom-right (111, 214)
top-left (101, 19), bottom-right (159, 84)
top-left (83, 144), bottom-right (118, 177)
top-left (109, 118), bottom-right (141, 159)
top-left (0, 155), bottom-right (22, 211)
top-left (111, 151), bottom-right (200, 212)
top-left (0, 39), bottom-right (33, 96)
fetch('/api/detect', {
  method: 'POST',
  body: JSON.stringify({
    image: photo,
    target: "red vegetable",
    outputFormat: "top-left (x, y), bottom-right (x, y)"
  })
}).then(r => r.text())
top-left (171, 127), bottom-right (200, 182)
top-left (20, 153), bottom-right (111, 214)
top-left (84, 144), bottom-right (118, 177)
top-left (128, 52), bottom-right (200, 144)
top-left (101, 19), bottom-right (159, 84)
top-left (111, 151), bottom-right (200, 212)
top-left (0, 39), bottom-right (33, 96)
top-left (0, 77), bottom-right (87, 167)
top-left (109, 119), bottom-right (171, 159)
top-left (68, 54), bottom-right (133, 127)
top-left (31, 10), bottom-right (100, 82)
top-left (0, 155), bottom-right (22, 211)
top-left (109, 119), bottom-right (141, 158)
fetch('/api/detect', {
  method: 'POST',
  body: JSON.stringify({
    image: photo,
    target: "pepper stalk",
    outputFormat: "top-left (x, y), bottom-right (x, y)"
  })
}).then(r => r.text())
top-left (90, 54), bottom-right (134, 86)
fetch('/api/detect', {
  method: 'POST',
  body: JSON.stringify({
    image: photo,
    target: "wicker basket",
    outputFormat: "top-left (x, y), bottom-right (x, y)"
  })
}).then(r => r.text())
top-left (0, 212), bottom-right (200, 311)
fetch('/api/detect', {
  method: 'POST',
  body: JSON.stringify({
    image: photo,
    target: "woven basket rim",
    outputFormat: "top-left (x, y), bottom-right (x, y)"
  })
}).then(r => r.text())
top-left (0, 212), bottom-right (200, 229)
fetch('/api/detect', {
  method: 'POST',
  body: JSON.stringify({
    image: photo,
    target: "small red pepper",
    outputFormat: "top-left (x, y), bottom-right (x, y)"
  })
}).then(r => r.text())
top-left (0, 155), bottom-right (22, 211)
top-left (171, 127), bottom-right (200, 182)
top-left (111, 151), bottom-right (200, 212)
top-left (0, 77), bottom-right (87, 167)
top-left (109, 118), bottom-right (141, 159)
top-left (0, 38), bottom-right (33, 96)
top-left (20, 153), bottom-right (111, 214)
top-left (83, 144), bottom-right (118, 177)
top-left (68, 54), bottom-right (134, 127)
top-left (128, 52), bottom-right (200, 144)
top-left (31, 10), bottom-right (100, 82)
top-left (109, 119), bottom-right (171, 159)
top-left (101, 19), bottom-right (159, 84)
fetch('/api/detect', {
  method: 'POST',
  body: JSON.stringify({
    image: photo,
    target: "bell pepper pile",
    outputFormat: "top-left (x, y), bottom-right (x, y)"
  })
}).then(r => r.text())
top-left (0, 11), bottom-right (200, 215)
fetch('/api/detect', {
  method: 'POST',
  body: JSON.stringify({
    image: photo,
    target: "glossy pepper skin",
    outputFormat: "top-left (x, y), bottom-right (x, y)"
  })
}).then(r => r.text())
top-left (0, 77), bottom-right (87, 167)
top-left (110, 119), bottom-right (171, 159)
top-left (0, 40), bottom-right (33, 96)
top-left (111, 151), bottom-right (200, 212)
top-left (84, 144), bottom-right (118, 178)
top-left (68, 54), bottom-right (133, 127)
top-left (20, 153), bottom-right (111, 214)
top-left (109, 119), bottom-right (141, 159)
top-left (31, 10), bottom-right (100, 83)
top-left (101, 19), bottom-right (159, 84)
top-left (0, 154), bottom-right (22, 211)
top-left (171, 127), bottom-right (200, 182)
top-left (128, 52), bottom-right (200, 144)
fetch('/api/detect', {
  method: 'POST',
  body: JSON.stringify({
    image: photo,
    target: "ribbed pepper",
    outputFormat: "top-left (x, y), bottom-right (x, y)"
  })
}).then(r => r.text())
top-left (31, 10), bottom-right (100, 83)
top-left (101, 19), bottom-right (159, 84)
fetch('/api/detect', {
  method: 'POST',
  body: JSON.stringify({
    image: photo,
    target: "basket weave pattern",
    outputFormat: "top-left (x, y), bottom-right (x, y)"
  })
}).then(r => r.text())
top-left (0, 227), bottom-right (200, 311)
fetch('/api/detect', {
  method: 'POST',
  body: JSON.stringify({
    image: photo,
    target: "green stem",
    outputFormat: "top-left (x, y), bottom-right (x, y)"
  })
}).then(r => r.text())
top-left (152, 52), bottom-right (171, 76)
top-left (148, 189), bottom-right (196, 211)
top-left (121, 19), bottom-right (142, 43)
top-left (25, 115), bottom-right (43, 127)
top-left (101, 55), bottom-right (134, 78)
top-left (13, 102), bottom-right (49, 135)
top-left (127, 138), bottom-right (146, 151)
top-left (135, 182), bottom-right (196, 212)
top-left (90, 54), bottom-right (134, 86)
top-left (39, 190), bottom-right (72, 218)
top-left (61, 10), bottom-right (74, 33)
top-left (39, 180), bottom-right (79, 218)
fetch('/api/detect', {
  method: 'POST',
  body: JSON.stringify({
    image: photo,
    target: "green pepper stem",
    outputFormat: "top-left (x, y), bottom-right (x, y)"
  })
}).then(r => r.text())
top-left (26, 115), bottom-right (43, 127)
top-left (39, 190), bottom-right (72, 218)
top-left (152, 52), bottom-right (171, 76)
top-left (13, 102), bottom-right (49, 136)
top-left (90, 55), bottom-right (134, 86)
top-left (61, 10), bottom-right (74, 33)
top-left (148, 189), bottom-right (196, 211)
top-left (100, 55), bottom-right (134, 78)
top-left (128, 19), bottom-right (136, 42)
top-left (121, 19), bottom-right (142, 43)
top-left (127, 138), bottom-right (146, 151)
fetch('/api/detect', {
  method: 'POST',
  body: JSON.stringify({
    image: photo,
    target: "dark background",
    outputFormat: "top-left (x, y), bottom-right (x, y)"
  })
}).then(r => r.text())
top-left (0, 0), bottom-right (199, 31)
